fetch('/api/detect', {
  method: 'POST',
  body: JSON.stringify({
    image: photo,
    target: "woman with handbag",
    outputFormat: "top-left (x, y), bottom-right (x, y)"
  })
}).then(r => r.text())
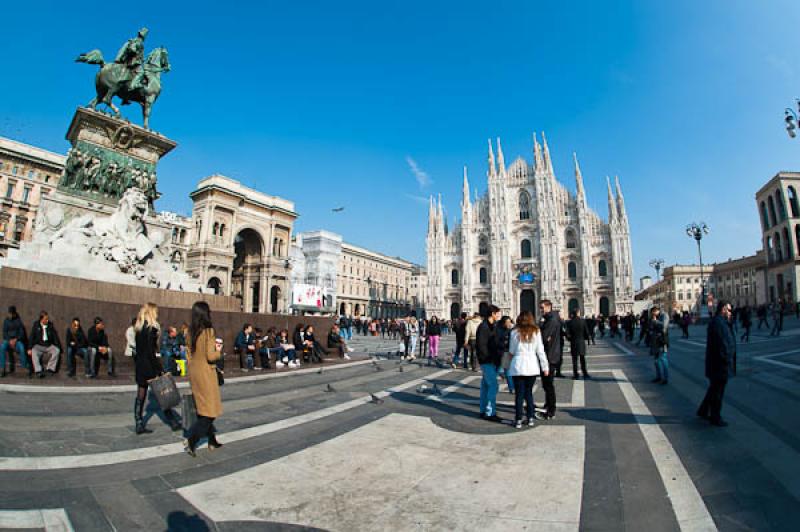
top-left (507, 311), bottom-right (549, 429)
top-left (134, 303), bottom-right (181, 434)
top-left (496, 316), bottom-right (514, 394)
top-left (184, 301), bottom-right (223, 457)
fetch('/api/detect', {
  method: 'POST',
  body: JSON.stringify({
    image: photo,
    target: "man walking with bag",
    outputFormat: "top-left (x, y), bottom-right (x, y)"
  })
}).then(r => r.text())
top-left (566, 308), bottom-right (591, 379)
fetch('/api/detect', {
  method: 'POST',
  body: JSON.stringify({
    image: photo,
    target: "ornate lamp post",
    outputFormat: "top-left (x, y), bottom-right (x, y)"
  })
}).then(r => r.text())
top-left (686, 222), bottom-right (710, 318)
top-left (786, 99), bottom-right (799, 138)
top-left (649, 258), bottom-right (665, 282)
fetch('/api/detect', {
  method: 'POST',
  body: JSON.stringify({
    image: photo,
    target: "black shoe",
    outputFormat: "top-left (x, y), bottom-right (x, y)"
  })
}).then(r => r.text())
top-left (479, 413), bottom-right (487, 420)
top-left (651, 377), bottom-right (662, 383)
top-left (583, 374), bottom-right (591, 379)
top-left (38, 371), bottom-right (46, 379)
top-left (556, 372), bottom-right (564, 378)
top-left (572, 375), bottom-right (579, 380)
top-left (184, 438), bottom-right (197, 457)
top-left (660, 380), bottom-right (668, 385)
top-left (208, 433), bottom-right (223, 450)
top-left (67, 372), bottom-right (75, 377)
top-left (135, 422), bottom-right (153, 435)
top-left (46, 369), bottom-right (56, 375)
top-left (710, 419), bottom-right (728, 427)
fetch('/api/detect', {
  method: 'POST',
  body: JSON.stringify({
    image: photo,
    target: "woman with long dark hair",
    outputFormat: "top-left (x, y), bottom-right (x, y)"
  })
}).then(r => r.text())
top-left (134, 302), bottom-right (181, 434)
top-left (184, 301), bottom-right (223, 456)
top-left (508, 311), bottom-right (549, 429)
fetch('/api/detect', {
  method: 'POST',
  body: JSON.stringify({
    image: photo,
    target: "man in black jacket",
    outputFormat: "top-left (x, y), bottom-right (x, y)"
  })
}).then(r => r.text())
top-left (30, 311), bottom-right (61, 378)
top-left (539, 300), bottom-right (562, 419)
top-left (1, 306), bottom-right (27, 376)
top-left (476, 305), bottom-right (502, 422)
top-left (452, 313), bottom-right (467, 369)
top-left (566, 309), bottom-right (591, 379)
top-left (697, 300), bottom-right (736, 427)
top-left (65, 317), bottom-right (90, 378)
top-left (88, 317), bottom-right (114, 377)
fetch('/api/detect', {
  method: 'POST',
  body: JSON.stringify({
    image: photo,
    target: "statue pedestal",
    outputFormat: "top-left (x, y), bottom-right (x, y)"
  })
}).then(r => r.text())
top-left (59, 107), bottom-right (176, 207)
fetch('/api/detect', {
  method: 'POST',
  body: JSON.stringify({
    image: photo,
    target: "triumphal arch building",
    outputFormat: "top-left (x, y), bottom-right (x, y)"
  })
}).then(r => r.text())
top-left (187, 174), bottom-right (297, 313)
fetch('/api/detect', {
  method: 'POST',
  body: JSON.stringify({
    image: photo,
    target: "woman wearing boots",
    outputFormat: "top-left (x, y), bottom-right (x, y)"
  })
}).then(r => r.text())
top-left (184, 302), bottom-right (223, 456)
top-left (133, 303), bottom-right (181, 434)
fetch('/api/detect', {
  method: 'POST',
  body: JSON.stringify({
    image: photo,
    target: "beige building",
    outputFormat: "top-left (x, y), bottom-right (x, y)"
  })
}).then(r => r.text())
top-left (187, 174), bottom-right (297, 313)
top-left (337, 243), bottom-right (415, 318)
top-left (0, 137), bottom-right (64, 255)
top-left (756, 171), bottom-right (800, 304)
top-left (410, 266), bottom-right (428, 318)
top-left (635, 253), bottom-right (766, 313)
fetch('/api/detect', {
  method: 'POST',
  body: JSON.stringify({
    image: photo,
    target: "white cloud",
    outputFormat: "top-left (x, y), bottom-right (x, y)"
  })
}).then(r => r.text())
top-left (404, 193), bottom-right (429, 206)
top-left (406, 156), bottom-right (433, 189)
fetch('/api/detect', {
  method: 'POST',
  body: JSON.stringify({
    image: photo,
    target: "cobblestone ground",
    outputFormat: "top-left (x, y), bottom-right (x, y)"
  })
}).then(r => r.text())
top-left (1, 324), bottom-right (799, 531)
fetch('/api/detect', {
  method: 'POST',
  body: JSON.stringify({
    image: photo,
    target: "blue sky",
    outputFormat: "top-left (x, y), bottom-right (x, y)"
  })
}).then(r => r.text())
top-left (1, 0), bottom-right (799, 281)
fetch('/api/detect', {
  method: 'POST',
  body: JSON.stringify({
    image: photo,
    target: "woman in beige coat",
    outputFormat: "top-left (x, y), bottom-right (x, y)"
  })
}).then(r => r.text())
top-left (184, 301), bottom-right (223, 457)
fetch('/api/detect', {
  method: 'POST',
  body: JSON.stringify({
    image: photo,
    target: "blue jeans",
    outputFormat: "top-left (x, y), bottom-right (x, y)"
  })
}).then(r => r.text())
top-left (480, 363), bottom-right (500, 416)
top-left (504, 369), bottom-right (515, 393)
top-left (67, 346), bottom-right (90, 375)
top-left (654, 351), bottom-right (669, 382)
top-left (0, 340), bottom-right (27, 370)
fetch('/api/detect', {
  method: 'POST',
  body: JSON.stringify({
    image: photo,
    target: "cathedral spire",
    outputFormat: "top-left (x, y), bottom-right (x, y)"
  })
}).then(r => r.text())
top-left (606, 176), bottom-right (618, 222)
top-left (496, 137), bottom-right (506, 177)
top-left (461, 165), bottom-right (471, 212)
top-left (487, 139), bottom-right (497, 179)
top-left (428, 195), bottom-right (435, 233)
top-left (541, 131), bottom-right (553, 173)
top-left (615, 175), bottom-right (626, 219)
top-left (573, 152), bottom-right (585, 199)
top-left (533, 132), bottom-right (544, 170)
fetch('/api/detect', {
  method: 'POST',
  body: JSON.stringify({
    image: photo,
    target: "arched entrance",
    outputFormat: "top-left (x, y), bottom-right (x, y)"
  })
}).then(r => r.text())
top-left (339, 302), bottom-right (346, 315)
top-left (599, 296), bottom-right (610, 317)
top-left (270, 285), bottom-right (281, 313)
top-left (450, 302), bottom-right (461, 320)
top-left (568, 298), bottom-right (580, 316)
top-left (478, 301), bottom-right (489, 317)
top-left (207, 277), bottom-right (222, 295)
top-left (520, 289), bottom-right (535, 314)
top-left (354, 303), bottom-right (362, 316)
top-left (232, 229), bottom-right (264, 313)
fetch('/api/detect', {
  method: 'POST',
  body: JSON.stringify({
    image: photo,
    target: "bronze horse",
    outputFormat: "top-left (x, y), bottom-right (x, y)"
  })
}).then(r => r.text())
top-left (76, 47), bottom-right (170, 129)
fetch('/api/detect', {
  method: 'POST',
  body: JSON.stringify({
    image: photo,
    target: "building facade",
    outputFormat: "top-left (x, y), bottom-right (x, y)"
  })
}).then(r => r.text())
top-left (634, 254), bottom-right (766, 313)
top-left (337, 242), bottom-right (415, 318)
top-left (0, 137), bottom-right (64, 256)
top-left (426, 135), bottom-right (635, 319)
top-left (756, 172), bottom-right (800, 305)
top-left (186, 174), bottom-right (297, 313)
top-left (289, 231), bottom-right (342, 315)
top-left (410, 266), bottom-right (428, 318)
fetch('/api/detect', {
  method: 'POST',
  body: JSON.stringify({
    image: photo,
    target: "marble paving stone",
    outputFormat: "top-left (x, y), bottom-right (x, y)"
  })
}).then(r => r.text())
top-left (178, 413), bottom-right (585, 531)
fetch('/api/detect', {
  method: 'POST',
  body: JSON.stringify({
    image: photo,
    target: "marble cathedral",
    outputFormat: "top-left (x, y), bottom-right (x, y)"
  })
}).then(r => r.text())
top-left (425, 134), bottom-right (634, 319)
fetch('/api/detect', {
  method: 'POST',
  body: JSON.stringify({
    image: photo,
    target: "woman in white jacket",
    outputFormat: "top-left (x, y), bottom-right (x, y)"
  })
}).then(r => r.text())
top-left (508, 311), bottom-right (550, 429)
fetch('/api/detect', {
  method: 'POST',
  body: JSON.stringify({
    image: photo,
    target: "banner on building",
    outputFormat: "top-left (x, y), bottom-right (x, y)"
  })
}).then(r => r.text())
top-left (292, 284), bottom-right (323, 308)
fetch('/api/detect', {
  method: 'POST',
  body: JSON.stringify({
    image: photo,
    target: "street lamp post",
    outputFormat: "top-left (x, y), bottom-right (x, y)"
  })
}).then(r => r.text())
top-left (786, 99), bottom-right (800, 138)
top-left (686, 222), bottom-right (710, 318)
top-left (649, 258), bottom-right (665, 282)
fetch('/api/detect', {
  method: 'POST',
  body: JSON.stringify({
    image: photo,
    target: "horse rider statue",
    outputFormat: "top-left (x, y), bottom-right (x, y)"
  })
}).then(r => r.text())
top-left (115, 27), bottom-right (149, 95)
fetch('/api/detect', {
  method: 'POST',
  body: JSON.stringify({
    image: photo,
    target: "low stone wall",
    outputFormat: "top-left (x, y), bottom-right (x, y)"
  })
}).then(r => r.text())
top-left (0, 267), bottom-right (238, 312)
top-left (0, 271), bottom-right (335, 365)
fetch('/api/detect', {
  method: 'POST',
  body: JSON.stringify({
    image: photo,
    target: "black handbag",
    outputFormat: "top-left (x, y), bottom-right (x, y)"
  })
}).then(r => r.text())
top-left (148, 373), bottom-right (180, 410)
top-left (215, 366), bottom-right (224, 386)
top-left (182, 393), bottom-right (197, 429)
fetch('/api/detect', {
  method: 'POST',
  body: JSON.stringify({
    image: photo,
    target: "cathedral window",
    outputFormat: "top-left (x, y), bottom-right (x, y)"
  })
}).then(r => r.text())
top-left (518, 191), bottom-right (531, 220)
top-left (520, 239), bottom-right (532, 259)
top-left (598, 260), bottom-right (608, 277)
top-left (568, 261), bottom-right (577, 280)
top-left (478, 236), bottom-right (488, 255)
top-left (565, 229), bottom-right (577, 249)
top-left (479, 267), bottom-right (488, 284)
top-left (451, 269), bottom-right (459, 285)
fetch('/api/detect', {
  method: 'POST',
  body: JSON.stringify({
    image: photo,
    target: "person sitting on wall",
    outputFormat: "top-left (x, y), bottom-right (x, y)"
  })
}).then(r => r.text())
top-left (30, 311), bottom-right (61, 379)
top-left (277, 329), bottom-right (298, 368)
top-left (88, 317), bottom-right (114, 378)
top-left (253, 327), bottom-right (270, 370)
top-left (65, 317), bottom-right (91, 378)
top-left (160, 326), bottom-right (182, 376)
top-left (234, 324), bottom-right (256, 371)
top-left (302, 324), bottom-right (324, 363)
top-left (1, 306), bottom-right (28, 377)
top-left (327, 324), bottom-right (352, 360)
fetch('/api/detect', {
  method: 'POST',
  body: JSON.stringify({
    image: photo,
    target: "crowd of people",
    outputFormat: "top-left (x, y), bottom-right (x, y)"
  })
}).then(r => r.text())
top-left (0, 306), bottom-right (114, 379)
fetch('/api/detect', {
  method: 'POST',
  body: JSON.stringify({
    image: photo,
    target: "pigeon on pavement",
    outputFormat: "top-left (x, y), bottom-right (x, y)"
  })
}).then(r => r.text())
top-left (326, 384), bottom-right (336, 393)
top-left (370, 393), bottom-right (384, 404)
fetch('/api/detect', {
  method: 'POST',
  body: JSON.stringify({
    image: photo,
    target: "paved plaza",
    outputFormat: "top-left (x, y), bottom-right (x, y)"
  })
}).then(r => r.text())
top-left (1, 323), bottom-right (799, 531)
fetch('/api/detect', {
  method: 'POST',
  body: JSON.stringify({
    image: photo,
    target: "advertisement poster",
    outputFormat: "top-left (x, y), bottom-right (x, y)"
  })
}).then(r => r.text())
top-left (293, 284), bottom-right (323, 308)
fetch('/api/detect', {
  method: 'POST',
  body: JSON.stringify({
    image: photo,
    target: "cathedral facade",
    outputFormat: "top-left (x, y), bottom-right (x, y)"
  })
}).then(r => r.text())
top-left (425, 134), bottom-right (634, 320)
